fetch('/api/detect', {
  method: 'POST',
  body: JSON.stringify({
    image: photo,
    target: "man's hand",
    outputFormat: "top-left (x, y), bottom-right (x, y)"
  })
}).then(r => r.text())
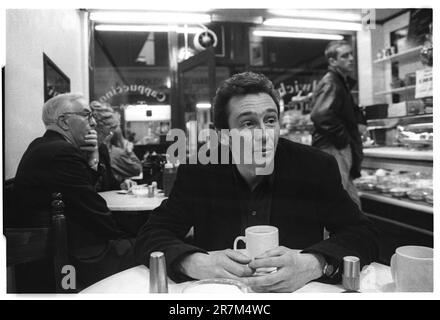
top-left (240, 246), bottom-right (324, 293)
top-left (80, 130), bottom-right (99, 169)
top-left (125, 141), bottom-right (134, 153)
top-left (358, 124), bottom-right (368, 136)
top-left (81, 130), bottom-right (99, 153)
top-left (178, 250), bottom-right (254, 280)
top-left (120, 179), bottom-right (137, 191)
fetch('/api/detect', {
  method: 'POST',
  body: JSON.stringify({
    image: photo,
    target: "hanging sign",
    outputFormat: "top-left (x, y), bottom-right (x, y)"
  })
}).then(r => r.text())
top-left (415, 68), bottom-right (433, 99)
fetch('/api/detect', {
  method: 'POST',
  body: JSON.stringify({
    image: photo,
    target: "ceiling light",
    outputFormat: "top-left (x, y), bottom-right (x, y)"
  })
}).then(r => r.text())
top-left (89, 11), bottom-right (211, 24)
top-left (268, 9), bottom-right (362, 22)
top-left (95, 24), bottom-right (204, 34)
top-left (253, 30), bottom-right (344, 40)
top-left (263, 18), bottom-right (362, 31)
top-left (196, 103), bottom-right (211, 109)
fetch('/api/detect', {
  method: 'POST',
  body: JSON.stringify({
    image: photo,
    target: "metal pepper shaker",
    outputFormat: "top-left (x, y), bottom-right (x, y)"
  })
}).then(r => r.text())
top-left (147, 185), bottom-right (154, 198)
top-left (342, 256), bottom-right (360, 292)
top-left (149, 251), bottom-right (168, 293)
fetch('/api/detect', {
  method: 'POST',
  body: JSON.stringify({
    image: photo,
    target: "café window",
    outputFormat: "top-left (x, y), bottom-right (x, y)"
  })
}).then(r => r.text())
top-left (90, 11), bottom-right (358, 149)
top-left (92, 28), bottom-right (171, 147)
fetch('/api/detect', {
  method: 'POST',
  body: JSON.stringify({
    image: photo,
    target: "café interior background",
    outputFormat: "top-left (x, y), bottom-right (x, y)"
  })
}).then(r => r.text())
top-left (4, 8), bottom-right (434, 267)
top-left (5, 8), bottom-right (431, 177)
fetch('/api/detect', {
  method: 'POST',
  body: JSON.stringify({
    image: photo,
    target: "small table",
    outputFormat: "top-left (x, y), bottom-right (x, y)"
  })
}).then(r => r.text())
top-left (80, 263), bottom-right (394, 294)
top-left (99, 190), bottom-right (167, 235)
top-left (99, 190), bottom-right (166, 211)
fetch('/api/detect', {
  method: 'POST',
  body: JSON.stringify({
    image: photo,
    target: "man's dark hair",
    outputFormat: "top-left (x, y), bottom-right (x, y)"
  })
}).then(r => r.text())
top-left (325, 40), bottom-right (350, 60)
top-left (213, 71), bottom-right (280, 129)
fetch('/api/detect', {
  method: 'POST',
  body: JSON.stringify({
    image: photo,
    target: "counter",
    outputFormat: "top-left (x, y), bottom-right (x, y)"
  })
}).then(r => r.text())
top-left (359, 146), bottom-right (433, 265)
top-left (363, 147), bottom-right (433, 161)
top-left (362, 146), bottom-right (432, 174)
top-left (358, 191), bottom-right (432, 214)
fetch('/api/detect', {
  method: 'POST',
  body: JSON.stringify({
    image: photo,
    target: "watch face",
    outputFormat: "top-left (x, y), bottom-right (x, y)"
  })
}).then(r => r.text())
top-left (325, 264), bottom-right (334, 276)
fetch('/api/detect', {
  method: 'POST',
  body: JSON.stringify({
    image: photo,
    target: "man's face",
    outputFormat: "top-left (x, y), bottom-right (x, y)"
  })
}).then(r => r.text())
top-left (61, 99), bottom-right (96, 148)
top-left (226, 92), bottom-right (280, 174)
top-left (330, 44), bottom-right (354, 75)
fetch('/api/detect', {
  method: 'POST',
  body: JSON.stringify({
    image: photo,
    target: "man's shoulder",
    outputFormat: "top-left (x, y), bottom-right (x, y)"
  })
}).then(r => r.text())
top-left (23, 133), bottom-right (80, 163)
top-left (40, 136), bottom-right (72, 149)
top-left (175, 160), bottom-right (231, 177)
top-left (319, 70), bottom-right (340, 85)
top-left (277, 138), bottom-right (335, 164)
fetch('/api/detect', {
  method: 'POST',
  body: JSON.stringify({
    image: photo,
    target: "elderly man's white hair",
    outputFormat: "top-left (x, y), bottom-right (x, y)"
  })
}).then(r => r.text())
top-left (42, 93), bottom-right (85, 127)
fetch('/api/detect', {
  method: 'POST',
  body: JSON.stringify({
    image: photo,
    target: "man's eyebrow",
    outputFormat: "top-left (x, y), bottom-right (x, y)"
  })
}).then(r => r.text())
top-left (237, 108), bottom-right (278, 119)
top-left (265, 108), bottom-right (278, 114)
top-left (237, 111), bottom-right (254, 118)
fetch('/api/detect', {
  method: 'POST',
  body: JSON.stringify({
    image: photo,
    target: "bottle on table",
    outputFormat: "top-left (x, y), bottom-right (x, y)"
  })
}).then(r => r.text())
top-left (163, 162), bottom-right (177, 197)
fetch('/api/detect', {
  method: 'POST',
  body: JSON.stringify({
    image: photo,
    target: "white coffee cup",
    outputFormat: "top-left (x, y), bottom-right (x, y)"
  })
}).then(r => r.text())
top-left (233, 225), bottom-right (279, 273)
top-left (390, 245), bottom-right (433, 292)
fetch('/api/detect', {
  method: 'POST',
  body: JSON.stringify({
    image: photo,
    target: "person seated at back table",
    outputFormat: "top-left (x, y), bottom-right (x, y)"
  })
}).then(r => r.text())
top-left (135, 72), bottom-right (379, 293)
top-left (90, 101), bottom-right (137, 191)
top-left (13, 93), bottom-right (137, 290)
top-left (108, 125), bottom-right (143, 184)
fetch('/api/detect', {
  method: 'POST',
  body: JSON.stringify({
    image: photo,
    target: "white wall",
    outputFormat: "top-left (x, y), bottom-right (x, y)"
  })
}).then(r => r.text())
top-left (357, 11), bottom-right (416, 106)
top-left (357, 28), bottom-right (375, 106)
top-left (5, 9), bottom-right (89, 179)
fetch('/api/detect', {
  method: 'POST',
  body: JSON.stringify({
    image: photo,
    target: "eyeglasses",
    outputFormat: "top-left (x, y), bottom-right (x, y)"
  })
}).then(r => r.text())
top-left (60, 111), bottom-right (96, 122)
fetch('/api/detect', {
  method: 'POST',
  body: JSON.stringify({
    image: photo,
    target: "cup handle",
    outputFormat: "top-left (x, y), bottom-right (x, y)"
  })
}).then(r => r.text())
top-left (233, 236), bottom-right (246, 251)
top-left (390, 253), bottom-right (397, 282)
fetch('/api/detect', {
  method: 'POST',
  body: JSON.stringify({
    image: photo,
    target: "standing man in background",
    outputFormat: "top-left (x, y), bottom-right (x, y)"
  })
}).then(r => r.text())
top-left (310, 40), bottom-right (367, 208)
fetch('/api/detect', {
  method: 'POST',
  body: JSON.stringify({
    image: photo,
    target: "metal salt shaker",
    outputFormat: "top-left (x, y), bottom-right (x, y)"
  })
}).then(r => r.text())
top-left (342, 256), bottom-right (360, 292)
top-left (148, 185), bottom-right (154, 198)
top-left (149, 251), bottom-right (168, 293)
top-left (150, 181), bottom-right (157, 197)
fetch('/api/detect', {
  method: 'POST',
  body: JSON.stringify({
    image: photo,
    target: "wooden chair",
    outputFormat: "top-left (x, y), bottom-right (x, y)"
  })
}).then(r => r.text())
top-left (3, 178), bottom-right (16, 228)
top-left (5, 192), bottom-right (75, 293)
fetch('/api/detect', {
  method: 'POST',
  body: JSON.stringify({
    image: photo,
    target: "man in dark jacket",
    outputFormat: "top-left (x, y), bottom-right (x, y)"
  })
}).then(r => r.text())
top-left (310, 40), bottom-right (367, 207)
top-left (135, 72), bottom-right (378, 292)
top-left (13, 93), bottom-right (136, 290)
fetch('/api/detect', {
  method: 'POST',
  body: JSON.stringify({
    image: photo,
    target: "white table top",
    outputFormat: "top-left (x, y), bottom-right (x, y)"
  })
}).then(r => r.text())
top-left (80, 262), bottom-right (394, 294)
top-left (99, 190), bottom-right (167, 211)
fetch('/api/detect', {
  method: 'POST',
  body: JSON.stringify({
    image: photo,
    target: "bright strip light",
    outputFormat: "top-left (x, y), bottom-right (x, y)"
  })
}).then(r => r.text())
top-left (89, 11), bottom-right (211, 24)
top-left (253, 30), bottom-right (344, 40)
top-left (196, 103), bottom-right (211, 109)
top-left (95, 24), bottom-right (204, 34)
top-left (263, 18), bottom-right (362, 31)
top-left (268, 9), bottom-right (361, 22)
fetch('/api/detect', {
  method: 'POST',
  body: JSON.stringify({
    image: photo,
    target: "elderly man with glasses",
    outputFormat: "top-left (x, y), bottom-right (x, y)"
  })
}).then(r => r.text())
top-left (12, 93), bottom-right (136, 292)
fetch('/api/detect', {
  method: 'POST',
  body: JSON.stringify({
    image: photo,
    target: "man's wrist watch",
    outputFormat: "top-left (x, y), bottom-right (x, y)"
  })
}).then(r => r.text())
top-left (322, 260), bottom-right (339, 278)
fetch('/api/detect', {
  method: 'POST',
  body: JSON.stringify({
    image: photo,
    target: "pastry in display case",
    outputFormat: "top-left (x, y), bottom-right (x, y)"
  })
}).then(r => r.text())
top-left (397, 122), bottom-right (433, 149)
top-left (280, 109), bottom-right (313, 145)
top-left (354, 168), bottom-right (433, 204)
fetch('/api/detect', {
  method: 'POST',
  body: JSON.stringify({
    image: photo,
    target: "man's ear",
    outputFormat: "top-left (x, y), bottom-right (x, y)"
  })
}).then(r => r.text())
top-left (57, 117), bottom-right (70, 131)
top-left (328, 57), bottom-right (336, 67)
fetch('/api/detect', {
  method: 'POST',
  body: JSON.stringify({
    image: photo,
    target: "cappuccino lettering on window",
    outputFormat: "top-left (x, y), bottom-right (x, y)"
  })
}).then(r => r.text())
top-left (99, 84), bottom-right (167, 103)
